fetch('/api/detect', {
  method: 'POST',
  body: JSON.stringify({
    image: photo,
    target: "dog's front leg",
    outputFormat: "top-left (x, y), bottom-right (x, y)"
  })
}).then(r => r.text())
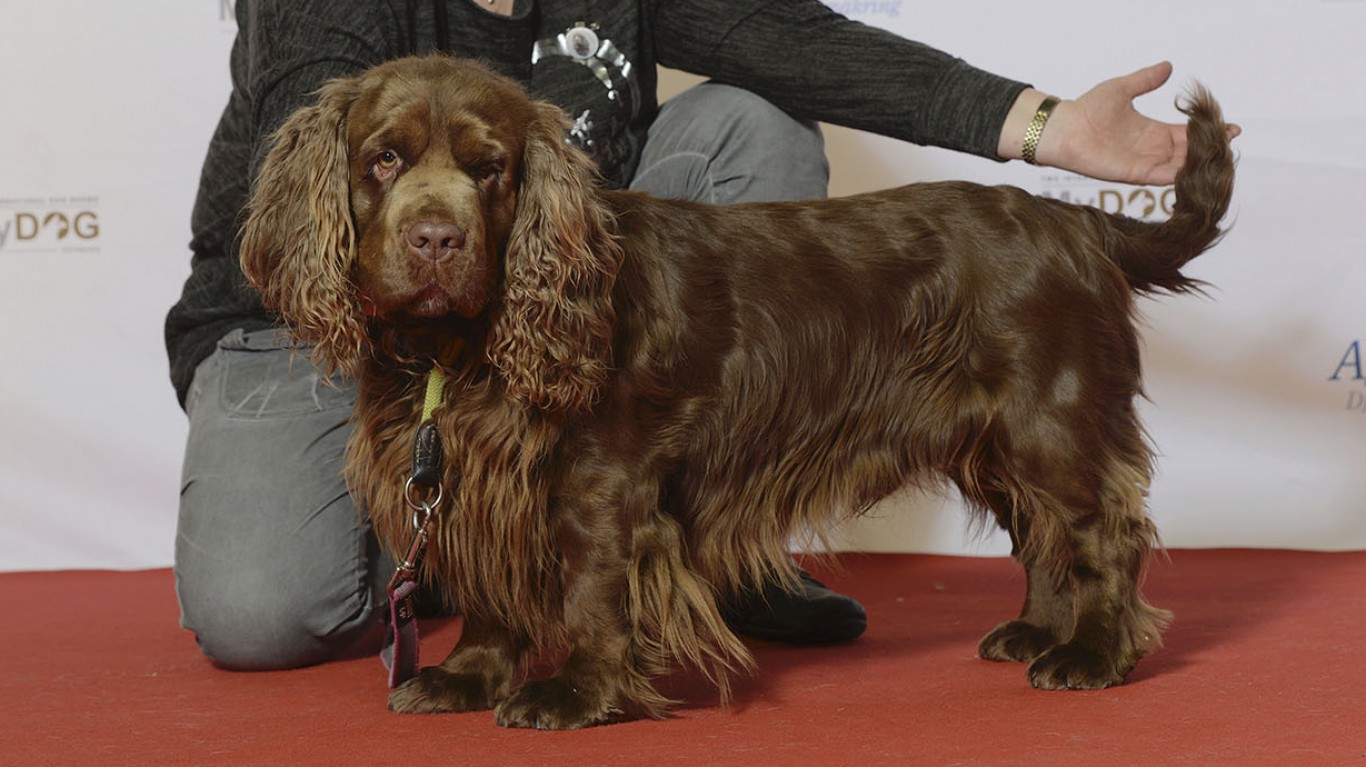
top-left (388, 615), bottom-right (525, 714)
top-left (493, 497), bottom-right (641, 730)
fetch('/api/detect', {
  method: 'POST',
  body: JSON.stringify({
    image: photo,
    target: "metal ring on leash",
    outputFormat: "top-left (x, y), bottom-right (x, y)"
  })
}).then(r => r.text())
top-left (404, 476), bottom-right (443, 517)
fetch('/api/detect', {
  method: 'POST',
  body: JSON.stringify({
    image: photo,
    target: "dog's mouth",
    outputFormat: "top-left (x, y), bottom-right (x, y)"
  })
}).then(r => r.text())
top-left (365, 285), bottom-right (475, 322)
top-left (357, 254), bottom-right (498, 321)
top-left (406, 284), bottom-right (457, 319)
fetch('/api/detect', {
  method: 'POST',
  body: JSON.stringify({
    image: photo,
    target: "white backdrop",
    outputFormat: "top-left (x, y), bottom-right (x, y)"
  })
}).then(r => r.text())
top-left (1, 0), bottom-right (1363, 571)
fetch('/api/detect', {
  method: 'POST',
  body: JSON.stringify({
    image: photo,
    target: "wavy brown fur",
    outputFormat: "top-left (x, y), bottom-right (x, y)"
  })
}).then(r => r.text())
top-left (239, 55), bottom-right (1235, 729)
top-left (239, 77), bottom-right (367, 379)
top-left (488, 100), bottom-right (621, 413)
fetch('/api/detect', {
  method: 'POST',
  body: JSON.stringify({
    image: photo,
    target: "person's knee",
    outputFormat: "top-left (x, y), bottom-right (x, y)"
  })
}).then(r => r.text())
top-left (176, 559), bottom-right (379, 670)
top-left (674, 82), bottom-right (824, 152)
top-left (174, 333), bottom-right (376, 670)
top-left (640, 82), bottom-right (829, 203)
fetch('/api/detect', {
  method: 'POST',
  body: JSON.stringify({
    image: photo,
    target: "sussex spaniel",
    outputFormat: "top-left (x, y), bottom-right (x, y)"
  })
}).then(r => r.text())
top-left (239, 55), bottom-right (1234, 729)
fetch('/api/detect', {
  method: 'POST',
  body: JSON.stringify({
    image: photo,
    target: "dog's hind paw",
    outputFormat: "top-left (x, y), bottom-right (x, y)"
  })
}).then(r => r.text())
top-left (494, 677), bottom-right (619, 730)
top-left (978, 620), bottom-right (1058, 663)
top-left (388, 667), bottom-right (498, 714)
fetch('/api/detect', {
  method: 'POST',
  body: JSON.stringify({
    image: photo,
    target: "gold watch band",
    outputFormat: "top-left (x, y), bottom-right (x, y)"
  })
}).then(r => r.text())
top-left (1022, 96), bottom-right (1060, 166)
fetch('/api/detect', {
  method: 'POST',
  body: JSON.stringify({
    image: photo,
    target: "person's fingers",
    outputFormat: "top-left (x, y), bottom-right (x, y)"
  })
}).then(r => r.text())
top-left (1120, 61), bottom-right (1174, 99)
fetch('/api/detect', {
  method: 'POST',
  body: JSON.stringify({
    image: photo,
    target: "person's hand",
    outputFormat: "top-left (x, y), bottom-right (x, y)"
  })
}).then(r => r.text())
top-left (1000, 62), bottom-right (1241, 186)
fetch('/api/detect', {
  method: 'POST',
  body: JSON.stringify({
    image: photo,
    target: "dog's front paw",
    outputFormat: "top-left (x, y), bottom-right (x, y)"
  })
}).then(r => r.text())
top-left (978, 620), bottom-right (1058, 663)
top-left (1025, 641), bottom-right (1131, 690)
top-left (388, 666), bottom-right (498, 714)
top-left (494, 677), bottom-right (620, 730)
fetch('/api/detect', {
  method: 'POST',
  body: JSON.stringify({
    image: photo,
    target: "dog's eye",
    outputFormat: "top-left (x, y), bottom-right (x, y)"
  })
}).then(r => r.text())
top-left (371, 150), bottom-right (403, 181)
top-left (473, 160), bottom-right (505, 185)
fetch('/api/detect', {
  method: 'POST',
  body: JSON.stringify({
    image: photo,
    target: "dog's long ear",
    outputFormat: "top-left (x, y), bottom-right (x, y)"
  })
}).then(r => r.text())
top-left (238, 76), bottom-right (365, 379)
top-left (488, 100), bottom-right (621, 412)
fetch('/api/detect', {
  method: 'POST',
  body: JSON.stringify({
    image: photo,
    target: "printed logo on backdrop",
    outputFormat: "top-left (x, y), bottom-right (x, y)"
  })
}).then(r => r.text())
top-left (1038, 174), bottom-right (1175, 221)
top-left (1328, 340), bottom-right (1366, 415)
top-left (218, 0), bottom-right (236, 26)
top-left (824, 0), bottom-right (902, 19)
top-left (0, 196), bottom-right (101, 255)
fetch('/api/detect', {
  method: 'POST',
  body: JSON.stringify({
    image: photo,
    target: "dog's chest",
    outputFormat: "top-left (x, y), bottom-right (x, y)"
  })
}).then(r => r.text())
top-left (420, 397), bottom-right (566, 632)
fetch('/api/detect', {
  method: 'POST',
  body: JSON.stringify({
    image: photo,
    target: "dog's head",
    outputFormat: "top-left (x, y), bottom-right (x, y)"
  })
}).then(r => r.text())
top-left (239, 55), bottom-right (619, 411)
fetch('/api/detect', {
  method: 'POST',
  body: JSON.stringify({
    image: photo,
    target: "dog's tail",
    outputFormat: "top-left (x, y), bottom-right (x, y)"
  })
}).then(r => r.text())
top-left (1104, 84), bottom-right (1235, 294)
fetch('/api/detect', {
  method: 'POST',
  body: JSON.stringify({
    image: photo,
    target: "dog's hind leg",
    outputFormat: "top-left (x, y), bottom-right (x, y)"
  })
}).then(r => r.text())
top-left (1003, 398), bottom-right (1169, 690)
top-left (948, 426), bottom-right (1078, 665)
top-left (388, 616), bottom-right (526, 713)
top-left (1021, 444), bottom-right (1171, 690)
top-left (961, 374), bottom-right (1169, 689)
top-left (973, 488), bottom-right (1075, 664)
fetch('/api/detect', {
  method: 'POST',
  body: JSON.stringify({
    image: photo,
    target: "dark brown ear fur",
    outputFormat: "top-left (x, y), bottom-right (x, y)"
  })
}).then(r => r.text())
top-left (238, 76), bottom-right (366, 378)
top-left (487, 101), bottom-right (621, 412)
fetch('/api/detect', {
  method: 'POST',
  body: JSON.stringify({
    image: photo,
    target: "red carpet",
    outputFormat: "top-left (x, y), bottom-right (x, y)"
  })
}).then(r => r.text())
top-left (3, 550), bottom-right (1363, 766)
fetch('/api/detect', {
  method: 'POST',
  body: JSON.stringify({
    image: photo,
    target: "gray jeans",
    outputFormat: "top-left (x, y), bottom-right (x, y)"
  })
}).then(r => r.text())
top-left (175, 82), bottom-right (829, 670)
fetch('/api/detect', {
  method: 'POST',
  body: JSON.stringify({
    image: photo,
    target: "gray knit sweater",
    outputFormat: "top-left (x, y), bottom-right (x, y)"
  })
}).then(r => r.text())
top-left (164, 0), bottom-right (1027, 406)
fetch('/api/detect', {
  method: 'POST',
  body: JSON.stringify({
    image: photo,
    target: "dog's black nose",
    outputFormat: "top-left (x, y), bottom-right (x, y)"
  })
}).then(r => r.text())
top-left (406, 220), bottom-right (466, 262)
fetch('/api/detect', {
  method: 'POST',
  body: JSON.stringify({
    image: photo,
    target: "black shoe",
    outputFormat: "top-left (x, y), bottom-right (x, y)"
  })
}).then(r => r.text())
top-left (721, 569), bottom-right (867, 645)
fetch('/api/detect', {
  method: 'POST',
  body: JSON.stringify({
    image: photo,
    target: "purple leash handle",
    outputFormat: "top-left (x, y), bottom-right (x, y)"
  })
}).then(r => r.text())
top-left (385, 491), bottom-right (437, 688)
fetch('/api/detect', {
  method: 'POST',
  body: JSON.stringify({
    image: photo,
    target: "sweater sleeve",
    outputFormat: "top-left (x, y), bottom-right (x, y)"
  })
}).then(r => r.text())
top-left (652, 0), bottom-right (1028, 160)
top-left (166, 0), bottom-right (398, 406)
top-left (243, 0), bottom-right (396, 180)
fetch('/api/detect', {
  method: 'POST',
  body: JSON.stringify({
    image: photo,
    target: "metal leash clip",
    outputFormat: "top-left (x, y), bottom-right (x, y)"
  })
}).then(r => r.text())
top-left (388, 489), bottom-right (436, 593)
top-left (388, 419), bottom-right (445, 591)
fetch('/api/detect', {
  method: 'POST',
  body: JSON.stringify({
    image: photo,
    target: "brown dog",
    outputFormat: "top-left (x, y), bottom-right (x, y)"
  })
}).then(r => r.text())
top-left (239, 55), bottom-right (1234, 729)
